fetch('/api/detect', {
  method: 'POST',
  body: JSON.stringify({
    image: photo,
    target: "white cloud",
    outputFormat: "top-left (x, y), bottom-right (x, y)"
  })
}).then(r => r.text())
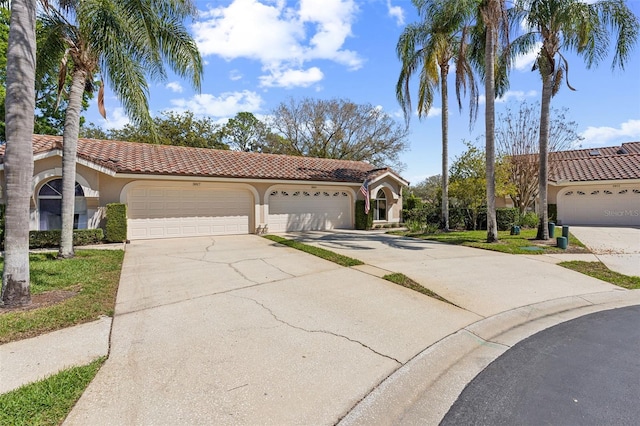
top-left (102, 107), bottom-right (130, 130)
top-left (580, 119), bottom-right (640, 146)
top-left (514, 42), bottom-right (541, 71)
top-left (426, 107), bottom-right (442, 118)
top-left (193, 0), bottom-right (361, 88)
top-left (259, 66), bottom-right (324, 88)
top-left (386, 0), bottom-right (405, 26)
top-left (166, 82), bottom-right (183, 93)
top-left (229, 69), bottom-right (243, 81)
top-left (169, 90), bottom-right (264, 117)
top-left (479, 90), bottom-right (537, 104)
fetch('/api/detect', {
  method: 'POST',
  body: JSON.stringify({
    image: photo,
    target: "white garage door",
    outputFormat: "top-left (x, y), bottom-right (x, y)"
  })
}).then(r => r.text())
top-left (558, 186), bottom-right (640, 226)
top-left (126, 184), bottom-right (252, 240)
top-left (268, 189), bottom-right (352, 232)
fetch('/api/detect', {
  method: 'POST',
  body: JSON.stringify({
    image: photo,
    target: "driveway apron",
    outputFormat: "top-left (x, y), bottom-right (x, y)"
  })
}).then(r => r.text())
top-left (282, 231), bottom-right (621, 318)
top-left (569, 226), bottom-right (640, 277)
top-left (64, 235), bottom-right (479, 425)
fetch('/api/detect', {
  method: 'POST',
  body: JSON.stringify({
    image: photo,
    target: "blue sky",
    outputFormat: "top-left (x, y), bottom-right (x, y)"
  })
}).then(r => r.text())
top-left (86, 0), bottom-right (640, 185)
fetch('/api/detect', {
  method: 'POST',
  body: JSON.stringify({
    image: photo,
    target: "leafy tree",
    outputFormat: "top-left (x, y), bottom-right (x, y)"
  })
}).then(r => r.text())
top-left (510, 0), bottom-right (638, 239)
top-left (410, 175), bottom-right (442, 207)
top-left (2, 0), bottom-right (36, 306)
top-left (397, 0), bottom-right (479, 231)
top-left (496, 101), bottom-right (581, 214)
top-left (268, 97), bottom-right (409, 169)
top-left (38, 0), bottom-right (203, 258)
top-left (450, 141), bottom-right (512, 230)
top-left (220, 112), bottom-right (272, 152)
top-left (107, 111), bottom-right (227, 149)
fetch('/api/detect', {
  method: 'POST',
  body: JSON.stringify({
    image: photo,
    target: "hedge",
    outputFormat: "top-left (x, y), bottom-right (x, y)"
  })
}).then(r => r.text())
top-left (28, 229), bottom-right (104, 249)
top-left (105, 203), bottom-right (127, 242)
top-left (496, 208), bottom-right (519, 231)
top-left (548, 204), bottom-right (557, 223)
top-left (355, 199), bottom-right (373, 230)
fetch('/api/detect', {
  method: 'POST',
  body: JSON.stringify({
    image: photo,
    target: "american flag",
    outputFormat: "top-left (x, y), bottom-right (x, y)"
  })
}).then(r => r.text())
top-left (359, 179), bottom-right (370, 214)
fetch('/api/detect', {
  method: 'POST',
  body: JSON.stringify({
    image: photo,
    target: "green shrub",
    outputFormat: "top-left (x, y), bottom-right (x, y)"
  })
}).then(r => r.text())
top-left (355, 200), bottom-right (373, 230)
top-left (405, 195), bottom-right (423, 210)
top-left (105, 203), bottom-right (127, 242)
top-left (519, 211), bottom-right (539, 228)
top-left (28, 229), bottom-right (104, 249)
top-left (496, 208), bottom-right (519, 231)
top-left (548, 204), bottom-right (557, 223)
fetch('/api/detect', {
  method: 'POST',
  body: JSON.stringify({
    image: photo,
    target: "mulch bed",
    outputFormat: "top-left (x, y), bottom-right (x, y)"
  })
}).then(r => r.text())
top-left (0, 290), bottom-right (78, 315)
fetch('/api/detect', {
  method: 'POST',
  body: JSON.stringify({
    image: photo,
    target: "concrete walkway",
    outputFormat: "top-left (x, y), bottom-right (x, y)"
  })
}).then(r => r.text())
top-left (1, 232), bottom-right (638, 425)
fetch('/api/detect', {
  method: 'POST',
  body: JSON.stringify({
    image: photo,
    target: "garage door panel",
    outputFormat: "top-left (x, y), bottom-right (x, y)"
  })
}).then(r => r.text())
top-left (559, 186), bottom-right (640, 226)
top-left (268, 189), bottom-right (351, 232)
top-left (127, 186), bottom-right (252, 240)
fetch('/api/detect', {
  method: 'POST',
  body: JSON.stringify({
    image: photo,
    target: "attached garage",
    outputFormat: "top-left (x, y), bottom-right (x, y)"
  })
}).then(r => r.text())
top-left (558, 185), bottom-right (640, 226)
top-left (125, 183), bottom-right (254, 240)
top-left (267, 188), bottom-right (352, 232)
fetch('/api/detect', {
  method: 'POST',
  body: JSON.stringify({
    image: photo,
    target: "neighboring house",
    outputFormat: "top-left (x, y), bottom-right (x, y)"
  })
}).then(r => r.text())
top-left (0, 135), bottom-right (408, 240)
top-left (499, 142), bottom-right (640, 226)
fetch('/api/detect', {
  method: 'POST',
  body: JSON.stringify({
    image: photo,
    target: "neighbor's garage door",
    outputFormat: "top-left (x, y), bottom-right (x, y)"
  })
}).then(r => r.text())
top-left (268, 189), bottom-right (352, 232)
top-left (558, 186), bottom-right (640, 226)
top-left (126, 184), bottom-right (252, 240)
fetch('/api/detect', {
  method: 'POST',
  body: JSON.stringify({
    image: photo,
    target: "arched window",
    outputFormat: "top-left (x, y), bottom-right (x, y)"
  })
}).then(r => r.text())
top-left (38, 179), bottom-right (87, 230)
top-left (374, 189), bottom-right (387, 221)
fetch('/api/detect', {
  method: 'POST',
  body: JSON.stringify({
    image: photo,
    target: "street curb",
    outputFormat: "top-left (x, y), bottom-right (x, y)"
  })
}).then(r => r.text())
top-left (338, 289), bottom-right (640, 426)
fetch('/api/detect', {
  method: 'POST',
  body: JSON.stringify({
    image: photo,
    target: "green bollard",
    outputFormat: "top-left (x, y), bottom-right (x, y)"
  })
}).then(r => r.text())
top-left (562, 225), bottom-right (570, 239)
top-left (556, 236), bottom-right (568, 249)
top-left (548, 222), bottom-right (555, 238)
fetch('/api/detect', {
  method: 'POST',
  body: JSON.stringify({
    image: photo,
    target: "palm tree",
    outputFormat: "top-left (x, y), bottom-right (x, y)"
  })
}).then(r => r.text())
top-left (478, 0), bottom-right (510, 243)
top-left (396, 0), bottom-right (479, 231)
top-left (1, 0), bottom-right (37, 307)
top-left (511, 0), bottom-right (639, 239)
top-left (38, 0), bottom-right (203, 258)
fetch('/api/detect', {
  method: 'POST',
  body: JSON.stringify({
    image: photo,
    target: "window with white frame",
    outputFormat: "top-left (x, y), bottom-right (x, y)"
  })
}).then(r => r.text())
top-left (38, 179), bottom-right (87, 230)
top-left (374, 189), bottom-right (387, 221)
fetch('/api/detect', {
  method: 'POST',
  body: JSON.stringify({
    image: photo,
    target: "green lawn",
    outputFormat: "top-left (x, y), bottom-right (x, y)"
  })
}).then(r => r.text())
top-left (391, 228), bottom-right (588, 255)
top-left (0, 250), bottom-right (124, 344)
top-left (0, 358), bottom-right (105, 426)
top-left (263, 235), bottom-right (364, 267)
top-left (559, 261), bottom-right (640, 289)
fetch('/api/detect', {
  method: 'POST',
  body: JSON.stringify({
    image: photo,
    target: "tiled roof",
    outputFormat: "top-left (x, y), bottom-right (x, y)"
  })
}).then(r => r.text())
top-left (0, 134), bottom-right (402, 184)
top-left (549, 142), bottom-right (640, 182)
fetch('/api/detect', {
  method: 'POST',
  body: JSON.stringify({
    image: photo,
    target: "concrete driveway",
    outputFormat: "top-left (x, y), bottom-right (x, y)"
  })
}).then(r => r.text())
top-left (569, 226), bottom-right (640, 277)
top-left (64, 235), bottom-right (479, 425)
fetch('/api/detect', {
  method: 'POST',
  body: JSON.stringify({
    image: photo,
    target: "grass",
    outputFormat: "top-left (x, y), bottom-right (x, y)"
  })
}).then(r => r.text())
top-left (0, 250), bottom-right (124, 344)
top-left (391, 228), bottom-right (587, 255)
top-left (559, 261), bottom-right (640, 290)
top-left (383, 273), bottom-right (456, 306)
top-left (0, 357), bottom-right (105, 426)
top-left (263, 235), bottom-right (364, 267)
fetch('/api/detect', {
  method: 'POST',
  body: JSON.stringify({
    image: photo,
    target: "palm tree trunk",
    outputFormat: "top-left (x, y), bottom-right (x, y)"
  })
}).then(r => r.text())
top-left (484, 16), bottom-right (498, 243)
top-left (2, 0), bottom-right (36, 307)
top-left (536, 73), bottom-right (552, 240)
top-left (58, 68), bottom-right (87, 259)
top-left (440, 64), bottom-right (450, 231)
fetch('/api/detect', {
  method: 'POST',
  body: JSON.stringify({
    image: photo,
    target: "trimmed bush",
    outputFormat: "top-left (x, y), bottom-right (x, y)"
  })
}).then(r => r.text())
top-left (496, 208), bottom-right (519, 231)
top-left (355, 199), bottom-right (373, 230)
top-left (548, 204), bottom-right (557, 223)
top-left (405, 195), bottom-right (423, 211)
top-left (28, 229), bottom-right (104, 249)
top-left (519, 211), bottom-right (539, 228)
top-left (105, 203), bottom-right (127, 242)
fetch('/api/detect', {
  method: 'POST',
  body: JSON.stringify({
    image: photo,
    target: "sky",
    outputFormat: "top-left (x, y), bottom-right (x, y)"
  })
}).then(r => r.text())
top-left (85, 0), bottom-right (640, 185)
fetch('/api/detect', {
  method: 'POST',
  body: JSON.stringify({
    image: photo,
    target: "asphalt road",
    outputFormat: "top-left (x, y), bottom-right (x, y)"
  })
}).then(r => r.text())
top-left (441, 304), bottom-right (640, 426)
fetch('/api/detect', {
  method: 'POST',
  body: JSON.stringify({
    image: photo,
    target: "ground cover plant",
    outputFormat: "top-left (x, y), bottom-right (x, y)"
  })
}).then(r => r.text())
top-left (0, 250), bottom-right (124, 344)
top-left (383, 273), bottom-right (456, 306)
top-left (391, 228), bottom-right (587, 255)
top-left (0, 357), bottom-right (105, 426)
top-left (263, 235), bottom-right (364, 267)
top-left (559, 261), bottom-right (640, 290)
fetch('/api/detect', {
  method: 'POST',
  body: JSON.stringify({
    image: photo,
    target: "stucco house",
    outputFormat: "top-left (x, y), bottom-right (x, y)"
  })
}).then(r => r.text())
top-left (499, 141), bottom-right (640, 226)
top-left (0, 135), bottom-right (408, 240)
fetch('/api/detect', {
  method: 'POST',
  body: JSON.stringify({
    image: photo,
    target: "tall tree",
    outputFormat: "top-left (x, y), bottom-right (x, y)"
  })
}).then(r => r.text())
top-left (269, 97), bottom-right (409, 169)
top-left (38, 0), bottom-right (203, 258)
top-left (1, 0), bottom-right (37, 307)
top-left (511, 0), bottom-right (639, 239)
top-left (496, 101), bottom-right (581, 214)
top-left (220, 112), bottom-right (272, 152)
top-left (478, 0), bottom-right (510, 242)
top-left (396, 0), bottom-right (479, 231)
